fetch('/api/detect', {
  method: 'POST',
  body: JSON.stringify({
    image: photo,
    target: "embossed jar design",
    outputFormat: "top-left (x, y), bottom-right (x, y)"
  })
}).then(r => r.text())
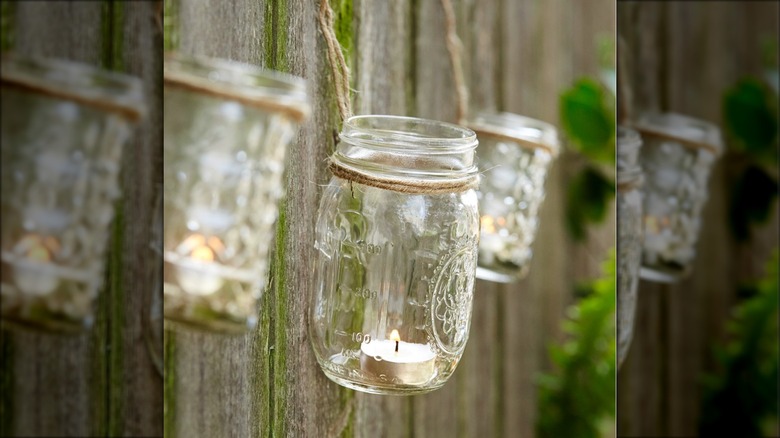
top-left (1, 56), bottom-right (145, 332)
top-left (616, 127), bottom-right (643, 368)
top-left (310, 115), bottom-right (480, 395)
top-left (634, 113), bottom-right (723, 283)
top-left (467, 112), bottom-right (559, 283)
top-left (163, 56), bottom-right (309, 333)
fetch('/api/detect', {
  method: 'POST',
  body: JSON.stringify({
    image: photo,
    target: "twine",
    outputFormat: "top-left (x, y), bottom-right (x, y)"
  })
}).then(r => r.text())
top-left (470, 126), bottom-right (557, 155)
top-left (634, 126), bottom-right (719, 155)
top-left (318, 0), bottom-right (352, 122)
top-left (1, 75), bottom-right (143, 122)
top-left (328, 159), bottom-right (478, 195)
top-left (441, 0), bottom-right (469, 125)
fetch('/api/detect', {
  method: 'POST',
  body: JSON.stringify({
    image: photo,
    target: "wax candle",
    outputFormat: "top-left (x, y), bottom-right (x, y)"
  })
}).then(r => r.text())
top-left (359, 330), bottom-right (436, 385)
top-left (9, 233), bottom-right (60, 296)
top-left (170, 234), bottom-right (225, 296)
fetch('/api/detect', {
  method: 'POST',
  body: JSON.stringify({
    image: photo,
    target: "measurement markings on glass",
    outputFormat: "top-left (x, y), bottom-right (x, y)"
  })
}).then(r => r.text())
top-left (335, 329), bottom-right (372, 344)
top-left (340, 238), bottom-right (385, 255)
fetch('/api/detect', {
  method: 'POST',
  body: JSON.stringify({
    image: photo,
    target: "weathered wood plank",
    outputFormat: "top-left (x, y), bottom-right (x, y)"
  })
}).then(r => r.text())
top-left (617, 2), bottom-right (779, 436)
top-left (3, 1), bottom-right (163, 436)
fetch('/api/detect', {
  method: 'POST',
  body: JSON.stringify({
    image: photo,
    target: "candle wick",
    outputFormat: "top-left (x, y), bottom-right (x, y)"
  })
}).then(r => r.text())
top-left (395, 340), bottom-right (399, 353)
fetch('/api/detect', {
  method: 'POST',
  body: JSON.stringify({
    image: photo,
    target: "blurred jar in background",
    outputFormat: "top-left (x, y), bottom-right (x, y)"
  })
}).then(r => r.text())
top-left (1, 56), bottom-right (145, 333)
top-left (467, 112), bottom-right (559, 284)
top-left (163, 55), bottom-right (309, 334)
top-left (634, 112), bottom-right (723, 283)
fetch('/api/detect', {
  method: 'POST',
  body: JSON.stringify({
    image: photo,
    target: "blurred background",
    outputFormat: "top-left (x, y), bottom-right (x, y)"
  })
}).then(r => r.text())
top-left (617, 2), bottom-right (779, 437)
top-left (0, 2), bottom-right (162, 436)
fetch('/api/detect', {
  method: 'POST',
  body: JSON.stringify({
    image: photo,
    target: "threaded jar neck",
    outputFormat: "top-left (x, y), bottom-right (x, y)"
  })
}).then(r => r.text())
top-left (330, 115), bottom-right (479, 193)
top-left (617, 126), bottom-right (643, 189)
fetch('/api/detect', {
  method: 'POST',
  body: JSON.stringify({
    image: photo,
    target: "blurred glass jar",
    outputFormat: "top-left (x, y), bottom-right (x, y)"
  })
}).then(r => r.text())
top-left (310, 115), bottom-right (480, 395)
top-left (163, 55), bottom-right (309, 334)
top-left (616, 127), bottom-right (643, 368)
top-left (635, 113), bottom-right (723, 283)
top-left (1, 56), bottom-right (145, 332)
top-left (467, 112), bottom-right (559, 283)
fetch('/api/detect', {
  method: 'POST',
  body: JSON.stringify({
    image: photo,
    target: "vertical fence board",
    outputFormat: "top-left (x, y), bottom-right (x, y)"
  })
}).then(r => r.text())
top-left (617, 2), bottom-right (779, 436)
top-left (2, 1), bottom-right (162, 436)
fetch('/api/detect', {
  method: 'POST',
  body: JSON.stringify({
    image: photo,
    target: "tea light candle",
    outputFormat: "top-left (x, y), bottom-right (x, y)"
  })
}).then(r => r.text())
top-left (359, 329), bottom-right (436, 385)
top-left (172, 234), bottom-right (225, 296)
top-left (9, 234), bottom-right (60, 296)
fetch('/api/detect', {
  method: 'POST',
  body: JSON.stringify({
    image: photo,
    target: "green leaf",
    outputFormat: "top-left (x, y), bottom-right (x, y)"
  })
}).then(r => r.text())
top-left (566, 166), bottom-right (616, 241)
top-left (729, 165), bottom-right (778, 241)
top-left (559, 78), bottom-right (616, 163)
top-left (723, 78), bottom-right (779, 164)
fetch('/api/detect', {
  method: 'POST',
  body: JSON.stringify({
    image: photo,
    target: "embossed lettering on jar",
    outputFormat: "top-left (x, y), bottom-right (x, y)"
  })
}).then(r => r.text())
top-left (634, 113), bottom-right (723, 283)
top-left (310, 116), bottom-right (480, 395)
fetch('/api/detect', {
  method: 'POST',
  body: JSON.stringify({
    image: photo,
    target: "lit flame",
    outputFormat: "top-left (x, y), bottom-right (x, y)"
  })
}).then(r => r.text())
top-left (390, 329), bottom-right (401, 342)
top-left (17, 234), bottom-right (59, 262)
top-left (480, 215), bottom-right (496, 234)
top-left (178, 233), bottom-right (223, 262)
top-left (191, 245), bottom-right (215, 262)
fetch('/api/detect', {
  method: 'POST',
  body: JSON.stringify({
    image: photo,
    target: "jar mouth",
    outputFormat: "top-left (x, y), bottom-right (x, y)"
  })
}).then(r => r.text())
top-left (163, 54), bottom-right (310, 121)
top-left (467, 111), bottom-right (559, 155)
top-left (1, 54), bottom-right (146, 121)
top-left (341, 115), bottom-right (478, 152)
top-left (332, 115), bottom-right (479, 192)
top-left (634, 112), bottom-right (723, 155)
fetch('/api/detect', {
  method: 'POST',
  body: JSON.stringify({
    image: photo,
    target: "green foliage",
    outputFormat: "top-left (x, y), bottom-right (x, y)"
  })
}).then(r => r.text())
top-left (723, 79), bottom-right (778, 164)
top-left (722, 78), bottom-right (779, 241)
top-left (559, 77), bottom-right (616, 241)
top-left (536, 251), bottom-right (616, 438)
top-left (699, 250), bottom-right (779, 437)
top-left (560, 78), bottom-right (616, 164)
top-left (566, 166), bottom-right (615, 241)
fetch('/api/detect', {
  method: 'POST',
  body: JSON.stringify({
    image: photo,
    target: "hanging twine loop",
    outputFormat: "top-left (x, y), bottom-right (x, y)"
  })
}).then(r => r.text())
top-left (318, 0), bottom-right (353, 122)
top-left (441, 0), bottom-right (469, 125)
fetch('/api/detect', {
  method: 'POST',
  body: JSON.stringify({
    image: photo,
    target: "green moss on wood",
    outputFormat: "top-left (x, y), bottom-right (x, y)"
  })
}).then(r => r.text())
top-left (332, 0), bottom-right (353, 68)
top-left (0, 1), bottom-right (15, 52)
top-left (163, 0), bottom-right (179, 52)
top-left (101, 1), bottom-right (124, 71)
top-left (107, 201), bottom-right (125, 436)
top-left (270, 198), bottom-right (289, 437)
top-left (163, 330), bottom-right (176, 438)
top-left (263, 0), bottom-right (288, 72)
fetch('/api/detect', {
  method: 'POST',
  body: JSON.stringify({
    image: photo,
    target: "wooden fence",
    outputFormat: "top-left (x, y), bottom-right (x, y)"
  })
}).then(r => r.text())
top-left (0, 0), bottom-right (615, 437)
top-left (617, 2), bottom-right (779, 437)
top-left (165, 0), bottom-right (613, 437)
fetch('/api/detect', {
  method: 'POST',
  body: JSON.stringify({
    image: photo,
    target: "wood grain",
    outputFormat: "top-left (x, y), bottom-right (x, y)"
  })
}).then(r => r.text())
top-left (617, 2), bottom-right (779, 436)
top-left (167, 0), bottom-right (615, 437)
top-left (2, 1), bottom-right (163, 437)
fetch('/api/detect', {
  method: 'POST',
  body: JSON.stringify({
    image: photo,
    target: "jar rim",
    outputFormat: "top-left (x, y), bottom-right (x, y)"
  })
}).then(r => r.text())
top-left (634, 112), bottom-right (723, 155)
top-left (467, 111), bottom-right (559, 155)
top-left (163, 54), bottom-right (310, 122)
top-left (341, 115), bottom-right (478, 151)
top-left (1, 54), bottom-right (146, 122)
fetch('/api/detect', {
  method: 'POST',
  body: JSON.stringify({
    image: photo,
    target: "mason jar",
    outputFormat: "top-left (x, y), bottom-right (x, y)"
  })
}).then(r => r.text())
top-left (310, 115), bottom-right (480, 395)
top-left (467, 112), bottom-right (559, 283)
top-left (616, 127), bottom-right (643, 368)
top-left (1, 56), bottom-right (145, 333)
top-left (163, 55), bottom-right (309, 334)
top-left (634, 112), bottom-right (723, 283)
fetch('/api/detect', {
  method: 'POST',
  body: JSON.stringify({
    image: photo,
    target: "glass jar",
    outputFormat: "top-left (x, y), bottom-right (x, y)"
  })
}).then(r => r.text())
top-left (616, 127), bottom-right (643, 368)
top-left (163, 55), bottom-right (310, 333)
top-left (310, 115), bottom-right (480, 395)
top-left (634, 112), bottom-right (723, 283)
top-left (1, 56), bottom-right (145, 333)
top-left (467, 112), bottom-right (559, 283)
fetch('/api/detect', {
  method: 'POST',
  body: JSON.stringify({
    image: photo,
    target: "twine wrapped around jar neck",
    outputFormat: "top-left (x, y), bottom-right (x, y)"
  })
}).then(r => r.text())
top-left (329, 115), bottom-right (480, 195)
